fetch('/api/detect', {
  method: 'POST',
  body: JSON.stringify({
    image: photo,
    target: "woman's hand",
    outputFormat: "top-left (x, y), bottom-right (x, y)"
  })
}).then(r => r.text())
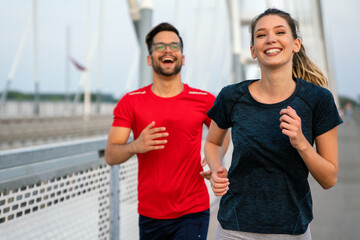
top-left (280, 106), bottom-right (307, 151)
top-left (210, 166), bottom-right (229, 196)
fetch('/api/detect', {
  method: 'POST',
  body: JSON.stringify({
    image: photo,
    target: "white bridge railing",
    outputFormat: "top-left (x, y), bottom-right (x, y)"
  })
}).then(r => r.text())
top-left (0, 135), bottom-right (232, 240)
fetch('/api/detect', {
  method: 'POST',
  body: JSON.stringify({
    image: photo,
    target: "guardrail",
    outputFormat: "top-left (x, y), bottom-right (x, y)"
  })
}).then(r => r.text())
top-left (0, 136), bottom-right (113, 240)
top-left (0, 135), bottom-right (229, 240)
top-left (0, 115), bottom-right (113, 150)
top-left (0, 101), bottom-right (115, 118)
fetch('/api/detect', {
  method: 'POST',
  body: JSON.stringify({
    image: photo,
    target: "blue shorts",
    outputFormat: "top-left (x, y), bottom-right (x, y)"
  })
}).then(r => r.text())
top-left (139, 209), bottom-right (210, 240)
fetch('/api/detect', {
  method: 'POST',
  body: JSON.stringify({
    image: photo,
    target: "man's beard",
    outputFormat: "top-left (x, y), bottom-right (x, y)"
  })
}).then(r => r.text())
top-left (151, 55), bottom-right (183, 77)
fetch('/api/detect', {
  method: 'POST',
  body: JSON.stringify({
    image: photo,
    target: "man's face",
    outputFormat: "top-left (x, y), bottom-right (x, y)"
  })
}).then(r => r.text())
top-left (147, 31), bottom-right (185, 77)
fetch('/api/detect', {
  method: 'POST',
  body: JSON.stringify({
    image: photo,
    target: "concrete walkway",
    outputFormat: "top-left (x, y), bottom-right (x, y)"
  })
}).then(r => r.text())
top-left (310, 120), bottom-right (360, 240)
top-left (207, 119), bottom-right (360, 240)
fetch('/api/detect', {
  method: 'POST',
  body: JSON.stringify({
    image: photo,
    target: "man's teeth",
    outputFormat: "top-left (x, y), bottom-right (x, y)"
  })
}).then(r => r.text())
top-left (265, 49), bottom-right (281, 54)
top-left (162, 58), bottom-right (174, 63)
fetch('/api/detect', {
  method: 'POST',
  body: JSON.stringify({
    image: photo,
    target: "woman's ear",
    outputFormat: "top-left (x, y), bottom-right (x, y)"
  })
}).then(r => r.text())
top-left (293, 38), bottom-right (301, 53)
top-left (250, 45), bottom-right (257, 59)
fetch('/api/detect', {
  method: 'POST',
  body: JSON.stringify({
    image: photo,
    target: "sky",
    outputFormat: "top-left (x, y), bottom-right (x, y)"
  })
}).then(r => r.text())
top-left (0, 0), bottom-right (359, 101)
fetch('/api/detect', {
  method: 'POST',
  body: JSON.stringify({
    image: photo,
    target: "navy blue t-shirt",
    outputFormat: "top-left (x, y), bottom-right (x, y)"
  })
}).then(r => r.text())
top-left (207, 78), bottom-right (343, 235)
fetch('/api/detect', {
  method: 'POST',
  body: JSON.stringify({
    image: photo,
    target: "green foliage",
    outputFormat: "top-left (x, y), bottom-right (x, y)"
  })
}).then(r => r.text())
top-left (7, 91), bottom-right (32, 100)
top-left (1, 90), bottom-right (118, 103)
top-left (338, 95), bottom-right (359, 109)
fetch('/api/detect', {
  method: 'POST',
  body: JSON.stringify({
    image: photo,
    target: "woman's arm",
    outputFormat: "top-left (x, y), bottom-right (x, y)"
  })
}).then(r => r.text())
top-left (200, 130), bottom-right (230, 180)
top-left (299, 128), bottom-right (338, 189)
top-left (280, 106), bottom-right (338, 189)
top-left (204, 120), bottom-right (230, 195)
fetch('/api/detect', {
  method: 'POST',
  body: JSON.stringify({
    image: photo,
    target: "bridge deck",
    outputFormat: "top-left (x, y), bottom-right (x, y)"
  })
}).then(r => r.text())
top-left (0, 115), bottom-right (112, 150)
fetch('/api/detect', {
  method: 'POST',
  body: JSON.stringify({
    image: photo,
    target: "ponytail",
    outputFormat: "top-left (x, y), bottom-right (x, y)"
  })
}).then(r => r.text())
top-left (293, 44), bottom-right (328, 87)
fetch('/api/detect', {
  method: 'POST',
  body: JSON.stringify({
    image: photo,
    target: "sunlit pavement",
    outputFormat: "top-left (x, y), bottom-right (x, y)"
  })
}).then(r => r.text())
top-left (207, 119), bottom-right (360, 240)
top-left (310, 119), bottom-right (360, 240)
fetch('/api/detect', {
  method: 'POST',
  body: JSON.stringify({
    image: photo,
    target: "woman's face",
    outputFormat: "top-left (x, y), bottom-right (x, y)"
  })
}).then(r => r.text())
top-left (250, 15), bottom-right (301, 69)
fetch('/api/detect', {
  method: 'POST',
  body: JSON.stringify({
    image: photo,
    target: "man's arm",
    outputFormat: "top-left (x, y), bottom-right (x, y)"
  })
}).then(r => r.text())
top-left (105, 126), bottom-right (134, 166)
top-left (105, 121), bottom-right (168, 166)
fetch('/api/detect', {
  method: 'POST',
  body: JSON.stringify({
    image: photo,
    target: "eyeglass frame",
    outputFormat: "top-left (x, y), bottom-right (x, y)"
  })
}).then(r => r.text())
top-left (150, 42), bottom-right (182, 54)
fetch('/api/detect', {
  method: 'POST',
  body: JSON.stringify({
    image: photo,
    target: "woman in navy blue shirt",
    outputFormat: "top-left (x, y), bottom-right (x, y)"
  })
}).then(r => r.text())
top-left (205, 8), bottom-right (342, 239)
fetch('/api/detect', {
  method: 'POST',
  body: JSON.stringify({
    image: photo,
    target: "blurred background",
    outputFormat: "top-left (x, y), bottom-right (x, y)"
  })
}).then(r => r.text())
top-left (0, 0), bottom-right (359, 118)
top-left (0, 0), bottom-right (359, 240)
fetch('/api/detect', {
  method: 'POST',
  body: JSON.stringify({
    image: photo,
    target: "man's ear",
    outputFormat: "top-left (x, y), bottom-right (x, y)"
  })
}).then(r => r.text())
top-left (147, 55), bottom-right (152, 66)
top-left (182, 55), bottom-right (185, 66)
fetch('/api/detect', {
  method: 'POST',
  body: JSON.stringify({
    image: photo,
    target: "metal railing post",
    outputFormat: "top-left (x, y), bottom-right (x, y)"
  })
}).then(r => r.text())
top-left (110, 165), bottom-right (120, 240)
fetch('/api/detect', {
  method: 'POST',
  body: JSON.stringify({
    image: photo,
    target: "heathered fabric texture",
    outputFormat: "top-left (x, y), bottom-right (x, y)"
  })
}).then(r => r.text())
top-left (207, 78), bottom-right (342, 234)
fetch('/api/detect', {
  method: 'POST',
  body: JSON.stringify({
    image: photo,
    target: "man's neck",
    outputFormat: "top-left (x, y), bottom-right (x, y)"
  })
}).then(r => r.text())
top-left (151, 74), bottom-right (183, 98)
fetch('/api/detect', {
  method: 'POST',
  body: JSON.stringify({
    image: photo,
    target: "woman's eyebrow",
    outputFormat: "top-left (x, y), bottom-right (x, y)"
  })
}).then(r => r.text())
top-left (256, 25), bottom-right (286, 33)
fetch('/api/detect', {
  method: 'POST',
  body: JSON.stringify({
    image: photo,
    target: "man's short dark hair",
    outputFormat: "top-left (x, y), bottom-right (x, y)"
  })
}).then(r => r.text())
top-left (145, 22), bottom-right (183, 54)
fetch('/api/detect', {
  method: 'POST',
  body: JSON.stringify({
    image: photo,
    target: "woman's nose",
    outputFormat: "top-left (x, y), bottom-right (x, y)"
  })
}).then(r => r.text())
top-left (266, 33), bottom-right (276, 44)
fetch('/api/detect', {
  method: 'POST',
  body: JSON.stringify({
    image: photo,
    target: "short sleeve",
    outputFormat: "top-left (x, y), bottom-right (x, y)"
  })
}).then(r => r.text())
top-left (313, 88), bottom-right (343, 137)
top-left (203, 93), bottom-right (216, 128)
top-left (112, 94), bottom-right (133, 128)
top-left (207, 85), bottom-right (235, 129)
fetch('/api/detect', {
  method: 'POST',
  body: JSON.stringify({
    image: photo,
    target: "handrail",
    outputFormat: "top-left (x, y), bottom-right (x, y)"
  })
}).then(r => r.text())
top-left (0, 136), bottom-right (107, 192)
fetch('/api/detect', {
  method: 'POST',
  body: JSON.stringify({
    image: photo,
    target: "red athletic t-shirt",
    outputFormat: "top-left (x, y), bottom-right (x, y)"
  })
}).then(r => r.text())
top-left (112, 84), bottom-right (215, 219)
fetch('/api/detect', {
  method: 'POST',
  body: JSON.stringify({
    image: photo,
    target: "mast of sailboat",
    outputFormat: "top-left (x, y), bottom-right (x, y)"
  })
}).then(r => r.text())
top-left (83, 0), bottom-right (92, 119)
top-left (96, 0), bottom-right (106, 114)
top-left (65, 26), bottom-right (71, 114)
top-left (0, 16), bottom-right (31, 115)
top-left (33, 0), bottom-right (40, 116)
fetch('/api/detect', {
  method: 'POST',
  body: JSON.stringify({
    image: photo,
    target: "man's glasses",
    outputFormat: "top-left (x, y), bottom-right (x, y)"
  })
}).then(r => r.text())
top-left (152, 42), bottom-right (181, 53)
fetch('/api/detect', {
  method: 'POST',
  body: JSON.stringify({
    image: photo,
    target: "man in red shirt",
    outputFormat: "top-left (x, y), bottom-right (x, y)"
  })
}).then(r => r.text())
top-left (105, 22), bottom-right (229, 240)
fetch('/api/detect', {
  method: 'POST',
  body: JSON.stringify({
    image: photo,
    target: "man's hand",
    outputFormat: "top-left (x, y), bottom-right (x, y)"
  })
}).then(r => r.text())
top-left (200, 158), bottom-right (211, 180)
top-left (132, 121), bottom-right (169, 153)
